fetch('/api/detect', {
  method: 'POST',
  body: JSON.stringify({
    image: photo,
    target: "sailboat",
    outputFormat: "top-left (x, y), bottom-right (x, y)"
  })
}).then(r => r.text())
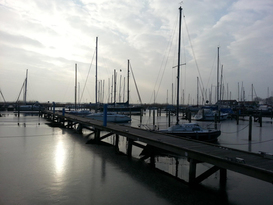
top-left (192, 108), bottom-right (228, 121)
top-left (85, 37), bottom-right (131, 123)
top-left (102, 59), bottom-right (143, 115)
top-left (159, 7), bottom-right (221, 142)
top-left (85, 112), bottom-right (131, 123)
top-left (16, 70), bottom-right (43, 111)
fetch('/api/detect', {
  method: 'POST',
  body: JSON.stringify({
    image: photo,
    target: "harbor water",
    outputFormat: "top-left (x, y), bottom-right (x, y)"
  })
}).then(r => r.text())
top-left (0, 111), bottom-right (272, 205)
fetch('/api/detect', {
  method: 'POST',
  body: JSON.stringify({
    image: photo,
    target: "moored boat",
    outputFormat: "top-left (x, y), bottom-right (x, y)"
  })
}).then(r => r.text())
top-left (85, 112), bottom-right (131, 123)
top-left (158, 7), bottom-right (221, 142)
top-left (68, 110), bottom-right (91, 116)
top-left (193, 108), bottom-right (228, 121)
top-left (159, 123), bottom-right (221, 142)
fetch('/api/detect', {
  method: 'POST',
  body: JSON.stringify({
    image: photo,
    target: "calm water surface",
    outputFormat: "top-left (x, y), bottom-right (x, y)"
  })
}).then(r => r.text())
top-left (0, 111), bottom-right (272, 205)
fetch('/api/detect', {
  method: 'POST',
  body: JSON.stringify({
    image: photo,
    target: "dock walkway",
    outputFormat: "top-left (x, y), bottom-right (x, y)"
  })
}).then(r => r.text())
top-left (42, 110), bottom-right (273, 186)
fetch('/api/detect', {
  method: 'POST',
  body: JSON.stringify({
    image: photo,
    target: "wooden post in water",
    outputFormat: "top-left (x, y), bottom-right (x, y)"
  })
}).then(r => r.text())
top-left (236, 110), bottom-right (239, 125)
top-left (62, 108), bottom-right (65, 116)
top-left (53, 102), bottom-right (56, 114)
top-left (259, 112), bottom-right (262, 127)
top-left (188, 111), bottom-right (191, 123)
top-left (248, 115), bottom-right (252, 141)
top-left (214, 113), bottom-right (217, 130)
top-left (153, 109), bottom-right (155, 130)
top-left (17, 103), bottom-right (20, 117)
top-left (168, 110), bottom-right (171, 127)
top-left (140, 109), bottom-right (143, 125)
top-left (103, 104), bottom-right (107, 127)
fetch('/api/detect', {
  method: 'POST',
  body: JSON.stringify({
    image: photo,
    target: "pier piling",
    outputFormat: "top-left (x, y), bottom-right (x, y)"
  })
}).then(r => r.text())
top-left (249, 115), bottom-right (252, 141)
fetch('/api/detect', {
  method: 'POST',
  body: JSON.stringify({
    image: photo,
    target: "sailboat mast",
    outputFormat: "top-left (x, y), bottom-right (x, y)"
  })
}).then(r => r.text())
top-left (220, 64), bottom-right (223, 102)
top-left (176, 7), bottom-right (182, 124)
top-left (75, 63), bottom-right (77, 110)
top-left (95, 37), bottom-right (98, 105)
top-left (127, 59), bottom-right (130, 105)
top-left (23, 69), bottom-right (28, 104)
top-left (197, 77), bottom-right (199, 106)
top-left (114, 69), bottom-right (116, 104)
top-left (216, 46), bottom-right (219, 104)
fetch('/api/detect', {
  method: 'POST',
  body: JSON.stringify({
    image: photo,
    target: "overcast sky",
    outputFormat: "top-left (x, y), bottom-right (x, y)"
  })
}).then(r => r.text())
top-left (0, 0), bottom-right (272, 105)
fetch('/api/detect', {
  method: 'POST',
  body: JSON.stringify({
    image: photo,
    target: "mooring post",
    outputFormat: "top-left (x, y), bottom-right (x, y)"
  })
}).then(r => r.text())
top-left (214, 113), bottom-right (217, 129)
top-left (168, 110), bottom-right (171, 127)
top-left (153, 109), bottom-right (155, 130)
top-left (53, 102), bottom-right (56, 114)
top-left (236, 110), bottom-right (239, 125)
top-left (62, 108), bottom-right (65, 116)
top-left (17, 104), bottom-right (20, 118)
top-left (248, 115), bottom-right (252, 141)
top-left (103, 104), bottom-right (107, 126)
top-left (140, 109), bottom-right (143, 125)
top-left (259, 112), bottom-right (262, 127)
top-left (189, 158), bottom-right (197, 185)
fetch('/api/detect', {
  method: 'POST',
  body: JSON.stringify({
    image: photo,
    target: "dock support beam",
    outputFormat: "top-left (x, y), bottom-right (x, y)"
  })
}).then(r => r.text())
top-left (77, 123), bottom-right (83, 134)
top-left (189, 159), bottom-right (197, 184)
top-left (220, 168), bottom-right (227, 187)
top-left (188, 158), bottom-right (227, 186)
top-left (127, 138), bottom-right (133, 157)
top-left (95, 128), bottom-right (101, 144)
top-left (115, 134), bottom-right (119, 153)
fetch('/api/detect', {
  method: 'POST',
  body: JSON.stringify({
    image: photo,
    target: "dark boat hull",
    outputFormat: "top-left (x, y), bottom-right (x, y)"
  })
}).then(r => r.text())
top-left (167, 130), bottom-right (221, 142)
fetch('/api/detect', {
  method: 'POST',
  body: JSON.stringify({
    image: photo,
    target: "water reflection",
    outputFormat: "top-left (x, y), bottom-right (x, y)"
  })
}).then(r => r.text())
top-left (54, 136), bottom-right (66, 178)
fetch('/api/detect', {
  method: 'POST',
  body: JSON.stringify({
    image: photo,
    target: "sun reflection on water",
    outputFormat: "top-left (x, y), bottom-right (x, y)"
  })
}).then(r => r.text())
top-left (54, 136), bottom-right (66, 177)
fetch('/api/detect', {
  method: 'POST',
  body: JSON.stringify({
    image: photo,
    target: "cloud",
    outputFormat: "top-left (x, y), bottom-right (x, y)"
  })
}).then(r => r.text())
top-left (0, 0), bottom-right (273, 103)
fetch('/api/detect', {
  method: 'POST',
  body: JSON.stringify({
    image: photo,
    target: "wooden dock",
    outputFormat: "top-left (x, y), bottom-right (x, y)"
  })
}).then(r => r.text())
top-left (42, 110), bottom-right (273, 186)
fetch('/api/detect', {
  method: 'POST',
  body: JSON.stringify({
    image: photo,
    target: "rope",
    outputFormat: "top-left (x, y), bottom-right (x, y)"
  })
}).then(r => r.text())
top-left (80, 48), bottom-right (96, 103)
top-left (183, 14), bottom-right (205, 102)
top-left (148, 12), bottom-right (179, 105)
top-left (221, 124), bottom-right (249, 134)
